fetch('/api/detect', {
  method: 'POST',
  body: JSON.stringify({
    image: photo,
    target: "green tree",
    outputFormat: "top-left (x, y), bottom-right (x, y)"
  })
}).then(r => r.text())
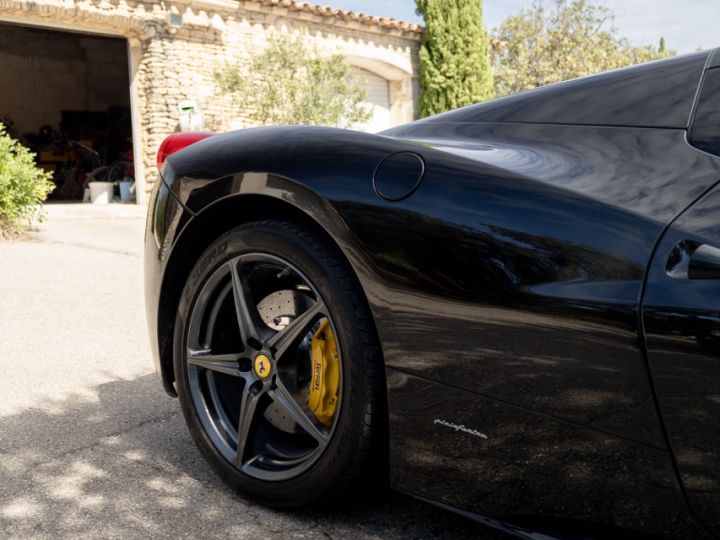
top-left (215, 36), bottom-right (370, 128)
top-left (492, 0), bottom-right (675, 96)
top-left (0, 123), bottom-right (53, 237)
top-left (416, 0), bottom-right (494, 117)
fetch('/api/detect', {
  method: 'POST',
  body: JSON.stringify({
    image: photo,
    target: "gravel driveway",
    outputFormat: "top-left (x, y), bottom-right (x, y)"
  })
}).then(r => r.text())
top-left (0, 203), bottom-right (504, 540)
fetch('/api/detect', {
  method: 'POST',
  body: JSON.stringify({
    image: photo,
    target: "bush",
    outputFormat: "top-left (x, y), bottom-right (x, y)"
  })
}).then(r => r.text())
top-left (0, 123), bottom-right (54, 236)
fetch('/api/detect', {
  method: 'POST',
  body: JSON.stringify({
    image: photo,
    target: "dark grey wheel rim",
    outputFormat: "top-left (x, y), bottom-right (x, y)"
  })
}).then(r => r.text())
top-left (186, 252), bottom-right (342, 481)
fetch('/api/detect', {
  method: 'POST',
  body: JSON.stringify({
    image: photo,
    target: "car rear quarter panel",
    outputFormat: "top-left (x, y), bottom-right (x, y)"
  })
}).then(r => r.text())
top-left (358, 124), bottom-right (719, 537)
top-left (354, 123), bottom-right (720, 444)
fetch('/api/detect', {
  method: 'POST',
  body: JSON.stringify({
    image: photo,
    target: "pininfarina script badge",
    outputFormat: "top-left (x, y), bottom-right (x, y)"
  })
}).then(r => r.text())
top-left (433, 418), bottom-right (488, 439)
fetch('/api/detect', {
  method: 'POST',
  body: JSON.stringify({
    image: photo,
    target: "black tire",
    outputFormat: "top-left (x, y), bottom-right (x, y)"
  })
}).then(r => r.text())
top-left (173, 220), bottom-right (385, 508)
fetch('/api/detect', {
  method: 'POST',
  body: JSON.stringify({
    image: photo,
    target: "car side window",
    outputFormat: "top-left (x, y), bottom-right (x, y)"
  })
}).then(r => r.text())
top-left (690, 67), bottom-right (720, 157)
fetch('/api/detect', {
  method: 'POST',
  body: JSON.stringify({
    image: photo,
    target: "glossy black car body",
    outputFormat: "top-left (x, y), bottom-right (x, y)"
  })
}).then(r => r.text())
top-left (146, 49), bottom-right (720, 539)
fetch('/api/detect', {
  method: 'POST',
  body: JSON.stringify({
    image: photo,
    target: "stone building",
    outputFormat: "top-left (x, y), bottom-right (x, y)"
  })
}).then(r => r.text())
top-left (0, 0), bottom-right (422, 202)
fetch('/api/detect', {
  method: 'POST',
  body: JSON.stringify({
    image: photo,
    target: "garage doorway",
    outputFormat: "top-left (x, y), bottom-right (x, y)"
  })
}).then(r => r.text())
top-left (0, 23), bottom-right (137, 203)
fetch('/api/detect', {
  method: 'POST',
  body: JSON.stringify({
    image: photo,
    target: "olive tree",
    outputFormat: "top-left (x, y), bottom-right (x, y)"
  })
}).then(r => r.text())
top-left (492, 0), bottom-right (675, 96)
top-left (215, 37), bottom-right (371, 128)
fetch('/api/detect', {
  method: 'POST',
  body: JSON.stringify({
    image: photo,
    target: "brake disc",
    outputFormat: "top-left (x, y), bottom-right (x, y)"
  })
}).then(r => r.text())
top-left (257, 289), bottom-right (307, 331)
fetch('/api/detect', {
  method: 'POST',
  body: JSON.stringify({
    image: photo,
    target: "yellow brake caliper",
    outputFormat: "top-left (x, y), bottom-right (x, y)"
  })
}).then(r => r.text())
top-left (308, 320), bottom-right (340, 425)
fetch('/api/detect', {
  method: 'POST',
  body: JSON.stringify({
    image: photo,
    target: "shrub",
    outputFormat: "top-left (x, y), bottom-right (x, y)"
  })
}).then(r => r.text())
top-left (0, 123), bottom-right (54, 236)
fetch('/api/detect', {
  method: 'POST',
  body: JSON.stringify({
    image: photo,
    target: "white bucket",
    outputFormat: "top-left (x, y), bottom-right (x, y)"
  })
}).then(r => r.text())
top-left (118, 180), bottom-right (134, 201)
top-left (88, 181), bottom-right (114, 204)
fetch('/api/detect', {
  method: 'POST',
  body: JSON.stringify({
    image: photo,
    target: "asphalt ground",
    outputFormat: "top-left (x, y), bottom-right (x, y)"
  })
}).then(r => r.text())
top-left (0, 203), bottom-right (505, 539)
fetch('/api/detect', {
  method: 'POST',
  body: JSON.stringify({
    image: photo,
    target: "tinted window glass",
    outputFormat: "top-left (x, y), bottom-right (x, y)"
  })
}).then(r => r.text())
top-left (691, 67), bottom-right (720, 156)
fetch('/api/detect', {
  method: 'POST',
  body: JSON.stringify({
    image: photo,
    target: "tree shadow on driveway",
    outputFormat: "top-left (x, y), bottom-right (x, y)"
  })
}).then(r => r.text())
top-left (0, 374), bottom-right (501, 539)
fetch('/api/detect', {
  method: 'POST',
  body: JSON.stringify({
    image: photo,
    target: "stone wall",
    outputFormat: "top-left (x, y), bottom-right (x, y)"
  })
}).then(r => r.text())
top-left (0, 0), bottom-right (421, 202)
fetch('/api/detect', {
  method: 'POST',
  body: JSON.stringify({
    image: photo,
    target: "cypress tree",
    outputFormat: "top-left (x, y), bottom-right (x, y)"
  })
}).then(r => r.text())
top-left (416, 0), bottom-right (494, 117)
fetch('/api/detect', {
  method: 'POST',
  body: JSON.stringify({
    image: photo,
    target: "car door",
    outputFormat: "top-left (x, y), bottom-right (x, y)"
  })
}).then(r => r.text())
top-left (642, 63), bottom-right (720, 536)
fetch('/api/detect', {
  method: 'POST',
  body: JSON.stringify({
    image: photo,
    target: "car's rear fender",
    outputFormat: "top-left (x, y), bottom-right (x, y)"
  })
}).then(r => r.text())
top-left (155, 173), bottom-right (384, 395)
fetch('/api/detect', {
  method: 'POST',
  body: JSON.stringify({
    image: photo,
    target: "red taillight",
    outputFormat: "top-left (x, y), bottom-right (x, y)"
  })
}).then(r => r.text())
top-left (156, 131), bottom-right (213, 170)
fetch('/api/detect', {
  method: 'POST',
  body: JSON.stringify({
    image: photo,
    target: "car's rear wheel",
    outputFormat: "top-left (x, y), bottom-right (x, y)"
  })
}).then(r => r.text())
top-left (173, 220), bottom-right (385, 507)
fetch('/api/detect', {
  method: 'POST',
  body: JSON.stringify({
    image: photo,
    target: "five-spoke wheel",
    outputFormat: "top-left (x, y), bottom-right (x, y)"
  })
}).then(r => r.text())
top-left (185, 253), bottom-right (338, 480)
top-left (174, 221), bottom-right (384, 507)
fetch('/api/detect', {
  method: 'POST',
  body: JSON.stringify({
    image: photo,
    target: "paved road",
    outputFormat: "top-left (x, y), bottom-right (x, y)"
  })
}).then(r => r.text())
top-left (0, 203), bottom-right (505, 539)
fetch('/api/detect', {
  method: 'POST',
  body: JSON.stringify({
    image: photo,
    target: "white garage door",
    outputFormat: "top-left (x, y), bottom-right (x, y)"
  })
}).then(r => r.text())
top-left (354, 68), bottom-right (392, 133)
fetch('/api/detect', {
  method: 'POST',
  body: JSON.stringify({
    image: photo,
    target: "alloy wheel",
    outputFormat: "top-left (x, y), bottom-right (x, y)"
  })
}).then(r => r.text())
top-left (185, 253), bottom-right (342, 481)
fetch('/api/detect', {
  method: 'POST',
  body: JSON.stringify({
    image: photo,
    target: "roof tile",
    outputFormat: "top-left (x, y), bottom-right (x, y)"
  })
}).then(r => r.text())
top-left (249, 0), bottom-right (424, 35)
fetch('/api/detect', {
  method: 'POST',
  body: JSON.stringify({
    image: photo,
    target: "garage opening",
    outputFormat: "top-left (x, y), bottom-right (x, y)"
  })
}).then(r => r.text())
top-left (0, 23), bottom-right (135, 202)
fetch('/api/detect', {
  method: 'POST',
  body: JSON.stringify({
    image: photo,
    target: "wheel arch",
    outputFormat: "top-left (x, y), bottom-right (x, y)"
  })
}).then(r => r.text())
top-left (158, 190), bottom-right (382, 396)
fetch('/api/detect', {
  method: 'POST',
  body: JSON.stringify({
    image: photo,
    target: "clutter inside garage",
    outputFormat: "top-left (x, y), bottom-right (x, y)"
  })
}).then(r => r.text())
top-left (0, 23), bottom-right (135, 203)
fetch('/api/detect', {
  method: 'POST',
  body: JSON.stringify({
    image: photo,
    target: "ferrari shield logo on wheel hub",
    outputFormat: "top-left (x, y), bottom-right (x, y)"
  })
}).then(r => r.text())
top-left (254, 353), bottom-right (272, 379)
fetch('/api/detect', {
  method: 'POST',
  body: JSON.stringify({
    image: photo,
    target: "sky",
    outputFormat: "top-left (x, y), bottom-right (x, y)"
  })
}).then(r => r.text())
top-left (325, 0), bottom-right (719, 54)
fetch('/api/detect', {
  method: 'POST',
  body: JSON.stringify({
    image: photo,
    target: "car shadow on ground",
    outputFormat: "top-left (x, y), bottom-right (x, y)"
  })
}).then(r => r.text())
top-left (0, 373), bottom-right (503, 539)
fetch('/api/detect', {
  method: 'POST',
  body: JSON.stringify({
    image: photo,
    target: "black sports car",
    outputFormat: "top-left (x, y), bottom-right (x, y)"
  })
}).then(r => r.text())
top-left (145, 49), bottom-right (720, 539)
